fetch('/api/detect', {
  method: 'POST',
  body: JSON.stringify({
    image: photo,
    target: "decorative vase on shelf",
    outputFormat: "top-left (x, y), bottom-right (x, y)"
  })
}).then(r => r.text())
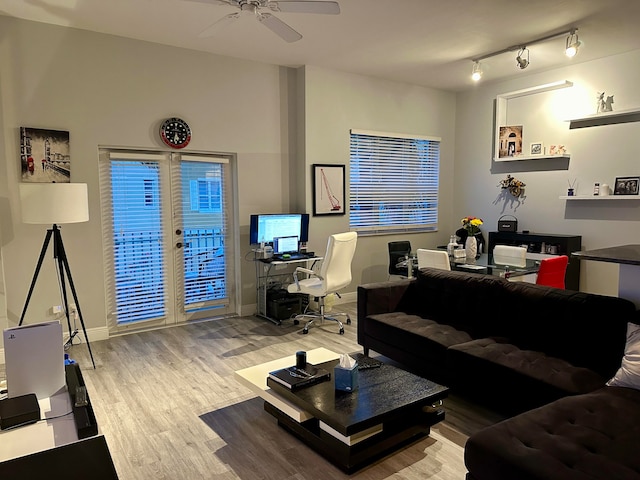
top-left (465, 235), bottom-right (478, 259)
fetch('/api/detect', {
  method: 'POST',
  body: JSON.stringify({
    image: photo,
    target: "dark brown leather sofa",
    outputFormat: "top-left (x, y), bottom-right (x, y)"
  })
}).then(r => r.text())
top-left (357, 268), bottom-right (640, 480)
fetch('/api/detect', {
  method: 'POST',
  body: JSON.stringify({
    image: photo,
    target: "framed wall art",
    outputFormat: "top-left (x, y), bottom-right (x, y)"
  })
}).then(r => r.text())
top-left (313, 164), bottom-right (345, 216)
top-left (614, 176), bottom-right (640, 196)
top-left (20, 127), bottom-right (71, 183)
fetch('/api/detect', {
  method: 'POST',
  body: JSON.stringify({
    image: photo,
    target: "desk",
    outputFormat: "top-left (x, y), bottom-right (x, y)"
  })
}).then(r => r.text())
top-left (572, 245), bottom-right (640, 307)
top-left (452, 253), bottom-right (540, 279)
top-left (254, 255), bottom-right (323, 324)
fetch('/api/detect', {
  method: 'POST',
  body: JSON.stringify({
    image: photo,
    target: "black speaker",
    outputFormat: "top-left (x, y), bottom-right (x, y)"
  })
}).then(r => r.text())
top-left (498, 215), bottom-right (518, 232)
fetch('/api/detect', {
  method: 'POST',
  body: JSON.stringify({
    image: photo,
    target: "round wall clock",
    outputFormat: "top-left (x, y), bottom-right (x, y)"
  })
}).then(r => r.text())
top-left (159, 117), bottom-right (191, 149)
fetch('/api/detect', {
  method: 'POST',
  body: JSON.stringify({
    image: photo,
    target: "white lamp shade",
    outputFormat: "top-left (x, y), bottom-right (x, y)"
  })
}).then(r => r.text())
top-left (20, 183), bottom-right (89, 224)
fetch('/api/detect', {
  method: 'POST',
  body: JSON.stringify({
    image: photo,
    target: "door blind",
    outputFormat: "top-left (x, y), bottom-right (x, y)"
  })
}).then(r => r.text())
top-left (101, 152), bottom-right (167, 325)
top-left (177, 157), bottom-right (229, 309)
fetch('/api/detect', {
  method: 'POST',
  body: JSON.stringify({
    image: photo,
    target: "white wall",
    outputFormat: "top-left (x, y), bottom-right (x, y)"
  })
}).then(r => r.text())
top-left (0, 17), bottom-right (294, 341)
top-left (455, 49), bottom-right (640, 296)
top-left (301, 66), bottom-right (457, 286)
top-left (0, 17), bottom-right (456, 345)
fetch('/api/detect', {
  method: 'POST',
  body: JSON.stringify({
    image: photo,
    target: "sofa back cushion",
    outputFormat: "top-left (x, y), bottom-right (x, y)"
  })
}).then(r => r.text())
top-left (413, 268), bottom-right (635, 378)
top-left (412, 269), bottom-right (510, 338)
top-left (501, 281), bottom-right (634, 378)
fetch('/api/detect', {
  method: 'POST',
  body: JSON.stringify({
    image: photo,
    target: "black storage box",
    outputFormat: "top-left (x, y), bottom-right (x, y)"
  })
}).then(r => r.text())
top-left (498, 215), bottom-right (518, 232)
top-left (0, 393), bottom-right (40, 430)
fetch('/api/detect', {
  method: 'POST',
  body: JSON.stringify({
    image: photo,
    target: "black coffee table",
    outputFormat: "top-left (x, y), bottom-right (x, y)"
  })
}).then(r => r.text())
top-left (265, 358), bottom-right (449, 473)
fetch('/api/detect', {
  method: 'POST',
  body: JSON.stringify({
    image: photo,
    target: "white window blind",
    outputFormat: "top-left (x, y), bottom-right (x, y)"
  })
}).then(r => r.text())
top-left (349, 129), bottom-right (440, 234)
top-left (103, 153), bottom-right (167, 324)
top-left (179, 159), bottom-right (228, 307)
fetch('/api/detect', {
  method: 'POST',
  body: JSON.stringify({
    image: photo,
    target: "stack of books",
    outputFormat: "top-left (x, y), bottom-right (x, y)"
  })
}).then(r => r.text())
top-left (268, 364), bottom-right (331, 391)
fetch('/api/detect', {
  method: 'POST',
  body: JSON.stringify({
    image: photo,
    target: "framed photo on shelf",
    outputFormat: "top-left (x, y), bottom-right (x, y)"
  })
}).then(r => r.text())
top-left (313, 164), bottom-right (345, 216)
top-left (498, 125), bottom-right (523, 158)
top-left (529, 142), bottom-right (543, 155)
top-left (614, 176), bottom-right (640, 196)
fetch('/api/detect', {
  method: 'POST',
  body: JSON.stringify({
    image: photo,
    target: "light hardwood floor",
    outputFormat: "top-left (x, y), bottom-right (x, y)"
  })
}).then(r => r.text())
top-left (64, 303), bottom-right (504, 480)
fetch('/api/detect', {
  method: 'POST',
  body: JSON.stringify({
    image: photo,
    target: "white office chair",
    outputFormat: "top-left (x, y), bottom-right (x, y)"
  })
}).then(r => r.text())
top-left (493, 245), bottom-right (527, 268)
top-left (287, 231), bottom-right (358, 334)
top-left (416, 248), bottom-right (451, 271)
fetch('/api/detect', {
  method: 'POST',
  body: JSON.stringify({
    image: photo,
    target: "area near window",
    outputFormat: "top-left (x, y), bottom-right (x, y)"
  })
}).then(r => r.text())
top-left (349, 129), bottom-right (440, 235)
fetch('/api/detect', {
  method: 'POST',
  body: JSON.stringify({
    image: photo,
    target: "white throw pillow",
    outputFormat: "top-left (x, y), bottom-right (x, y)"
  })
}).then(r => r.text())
top-left (607, 322), bottom-right (640, 389)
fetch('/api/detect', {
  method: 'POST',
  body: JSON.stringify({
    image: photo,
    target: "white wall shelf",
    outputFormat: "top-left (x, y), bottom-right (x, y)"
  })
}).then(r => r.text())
top-left (494, 80), bottom-right (573, 162)
top-left (559, 195), bottom-right (640, 200)
top-left (567, 107), bottom-right (640, 129)
top-left (500, 154), bottom-right (571, 162)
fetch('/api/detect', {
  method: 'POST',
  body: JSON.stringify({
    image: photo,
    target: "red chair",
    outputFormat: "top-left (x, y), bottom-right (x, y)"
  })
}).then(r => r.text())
top-left (536, 255), bottom-right (569, 289)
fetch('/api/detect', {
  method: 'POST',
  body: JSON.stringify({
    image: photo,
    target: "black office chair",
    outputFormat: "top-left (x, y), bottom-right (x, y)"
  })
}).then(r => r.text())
top-left (388, 241), bottom-right (412, 279)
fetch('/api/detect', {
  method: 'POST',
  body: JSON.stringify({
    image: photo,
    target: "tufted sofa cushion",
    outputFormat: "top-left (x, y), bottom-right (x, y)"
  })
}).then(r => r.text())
top-left (365, 312), bottom-right (472, 381)
top-left (464, 386), bottom-right (640, 480)
top-left (447, 337), bottom-right (606, 413)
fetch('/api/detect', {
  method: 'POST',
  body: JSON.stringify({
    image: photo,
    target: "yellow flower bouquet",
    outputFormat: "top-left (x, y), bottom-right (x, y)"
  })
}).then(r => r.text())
top-left (461, 216), bottom-right (483, 236)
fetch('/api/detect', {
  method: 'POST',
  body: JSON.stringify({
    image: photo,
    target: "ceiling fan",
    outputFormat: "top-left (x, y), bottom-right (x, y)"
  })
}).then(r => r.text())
top-left (189, 0), bottom-right (341, 43)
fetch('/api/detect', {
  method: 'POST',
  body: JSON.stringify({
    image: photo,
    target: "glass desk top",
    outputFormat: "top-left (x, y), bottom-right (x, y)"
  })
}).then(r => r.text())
top-left (452, 253), bottom-right (540, 278)
top-left (397, 253), bottom-right (540, 279)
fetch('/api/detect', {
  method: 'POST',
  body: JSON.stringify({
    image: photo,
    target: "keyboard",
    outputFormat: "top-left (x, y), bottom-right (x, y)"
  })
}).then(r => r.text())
top-left (352, 353), bottom-right (384, 370)
top-left (272, 253), bottom-right (310, 261)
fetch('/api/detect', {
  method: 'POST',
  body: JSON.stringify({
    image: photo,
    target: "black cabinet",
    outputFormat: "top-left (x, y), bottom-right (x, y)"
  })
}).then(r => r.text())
top-left (488, 232), bottom-right (582, 290)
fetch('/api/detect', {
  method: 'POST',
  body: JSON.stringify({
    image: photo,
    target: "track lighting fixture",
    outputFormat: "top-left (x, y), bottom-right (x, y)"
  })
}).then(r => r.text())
top-left (565, 29), bottom-right (580, 57)
top-left (516, 47), bottom-right (529, 69)
top-left (469, 27), bottom-right (579, 82)
top-left (471, 61), bottom-right (482, 81)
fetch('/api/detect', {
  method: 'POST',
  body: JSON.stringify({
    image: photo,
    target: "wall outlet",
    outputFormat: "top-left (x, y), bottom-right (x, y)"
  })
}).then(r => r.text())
top-left (51, 305), bottom-right (63, 315)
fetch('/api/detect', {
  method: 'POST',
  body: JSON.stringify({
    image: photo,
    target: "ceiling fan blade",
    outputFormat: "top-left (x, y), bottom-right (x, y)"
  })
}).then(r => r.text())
top-left (257, 13), bottom-right (302, 42)
top-left (183, 0), bottom-right (235, 5)
top-left (270, 1), bottom-right (340, 14)
top-left (198, 12), bottom-right (241, 38)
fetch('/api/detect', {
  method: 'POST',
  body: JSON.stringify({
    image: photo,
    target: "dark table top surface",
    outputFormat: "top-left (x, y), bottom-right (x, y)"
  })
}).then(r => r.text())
top-left (267, 359), bottom-right (448, 436)
top-left (572, 244), bottom-right (640, 266)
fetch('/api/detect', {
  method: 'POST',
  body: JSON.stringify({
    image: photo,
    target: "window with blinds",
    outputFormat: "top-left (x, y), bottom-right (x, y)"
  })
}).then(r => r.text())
top-left (349, 129), bottom-right (440, 234)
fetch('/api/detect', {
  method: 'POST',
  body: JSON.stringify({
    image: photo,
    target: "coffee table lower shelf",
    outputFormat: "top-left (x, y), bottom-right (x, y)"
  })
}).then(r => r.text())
top-left (264, 401), bottom-right (445, 473)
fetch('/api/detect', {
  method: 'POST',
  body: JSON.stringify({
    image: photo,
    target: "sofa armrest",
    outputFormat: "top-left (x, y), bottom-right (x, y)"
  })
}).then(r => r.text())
top-left (357, 279), bottom-right (415, 345)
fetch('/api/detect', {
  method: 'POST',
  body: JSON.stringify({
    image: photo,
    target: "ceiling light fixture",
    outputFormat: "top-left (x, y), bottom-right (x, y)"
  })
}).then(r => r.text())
top-left (470, 27), bottom-right (578, 81)
top-left (565, 29), bottom-right (580, 57)
top-left (516, 47), bottom-right (529, 69)
top-left (471, 61), bottom-right (482, 81)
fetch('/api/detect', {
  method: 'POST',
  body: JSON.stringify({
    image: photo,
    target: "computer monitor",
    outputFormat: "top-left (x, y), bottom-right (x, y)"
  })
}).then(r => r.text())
top-left (249, 213), bottom-right (309, 245)
top-left (273, 236), bottom-right (299, 255)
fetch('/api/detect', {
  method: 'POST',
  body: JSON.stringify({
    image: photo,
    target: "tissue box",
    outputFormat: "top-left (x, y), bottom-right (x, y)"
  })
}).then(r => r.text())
top-left (334, 364), bottom-right (358, 392)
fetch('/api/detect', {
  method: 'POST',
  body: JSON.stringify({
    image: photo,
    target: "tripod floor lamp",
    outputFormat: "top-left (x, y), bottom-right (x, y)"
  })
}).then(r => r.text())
top-left (19, 183), bottom-right (95, 369)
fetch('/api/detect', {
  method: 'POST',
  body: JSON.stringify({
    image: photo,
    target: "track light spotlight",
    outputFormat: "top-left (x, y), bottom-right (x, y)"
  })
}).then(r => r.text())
top-left (565, 29), bottom-right (580, 57)
top-left (516, 47), bottom-right (529, 69)
top-left (471, 61), bottom-right (482, 81)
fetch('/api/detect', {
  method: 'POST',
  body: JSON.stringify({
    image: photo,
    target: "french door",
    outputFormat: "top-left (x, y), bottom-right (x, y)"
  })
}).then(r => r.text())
top-left (99, 149), bottom-right (238, 334)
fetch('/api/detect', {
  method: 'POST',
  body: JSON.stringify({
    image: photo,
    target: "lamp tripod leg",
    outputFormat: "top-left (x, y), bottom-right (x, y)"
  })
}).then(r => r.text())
top-left (19, 229), bottom-right (53, 326)
top-left (55, 228), bottom-right (96, 369)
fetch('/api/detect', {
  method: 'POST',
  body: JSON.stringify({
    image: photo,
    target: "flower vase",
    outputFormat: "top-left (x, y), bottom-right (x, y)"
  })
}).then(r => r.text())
top-left (465, 235), bottom-right (477, 259)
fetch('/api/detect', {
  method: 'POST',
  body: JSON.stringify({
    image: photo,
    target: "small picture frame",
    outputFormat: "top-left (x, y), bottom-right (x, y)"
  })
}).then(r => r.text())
top-left (614, 176), bottom-right (640, 196)
top-left (312, 164), bottom-right (346, 215)
top-left (529, 142), bottom-right (543, 155)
